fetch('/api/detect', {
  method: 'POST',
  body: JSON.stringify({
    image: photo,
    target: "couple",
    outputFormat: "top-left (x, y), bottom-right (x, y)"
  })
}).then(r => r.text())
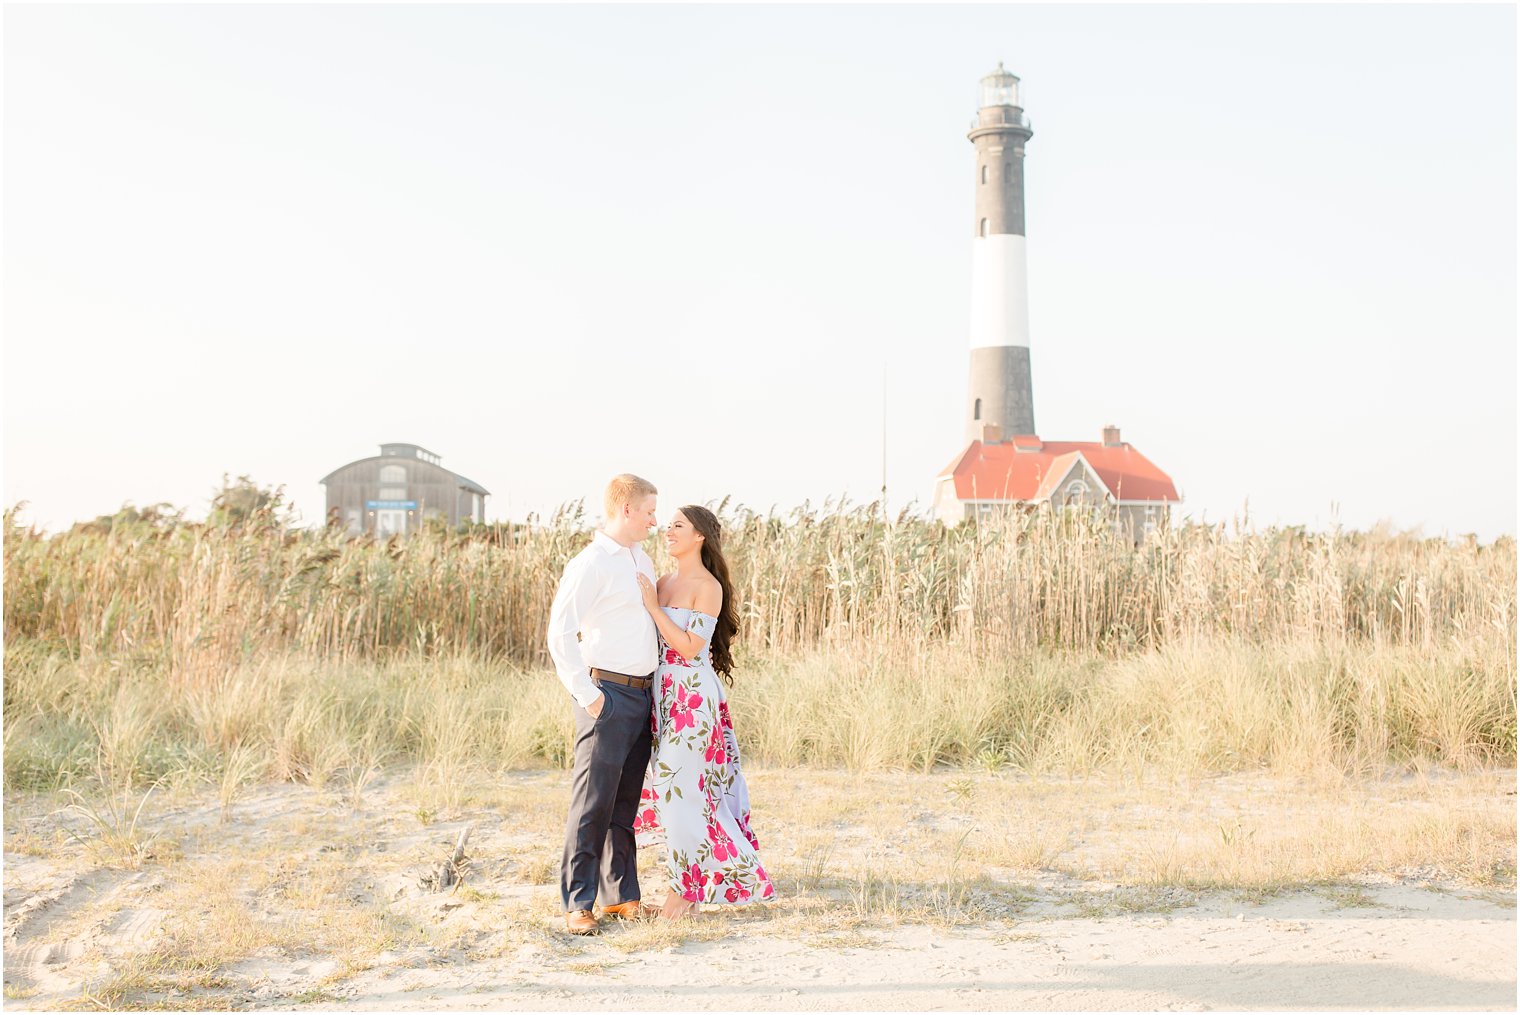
top-left (546, 474), bottom-right (774, 935)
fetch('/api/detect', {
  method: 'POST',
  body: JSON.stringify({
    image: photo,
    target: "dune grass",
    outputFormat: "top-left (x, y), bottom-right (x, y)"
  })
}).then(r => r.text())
top-left (3, 635), bottom-right (1512, 798)
top-left (3, 501), bottom-right (1514, 795)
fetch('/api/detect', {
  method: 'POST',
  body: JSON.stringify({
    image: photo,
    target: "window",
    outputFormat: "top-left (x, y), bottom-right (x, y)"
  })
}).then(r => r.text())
top-left (376, 510), bottom-right (405, 538)
top-left (979, 218), bottom-right (988, 237)
top-left (1065, 481), bottom-right (1089, 502)
top-left (379, 465), bottom-right (406, 484)
top-left (981, 165), bottom-right (988, 184)
top-left (379, 487), bottom-right (407, 500)
top-left (973, 398), bottom-right (982, 420)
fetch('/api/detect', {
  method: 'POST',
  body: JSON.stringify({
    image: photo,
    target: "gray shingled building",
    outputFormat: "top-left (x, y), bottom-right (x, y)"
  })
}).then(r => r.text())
top-left (321, 443), bottom-right (489, 537)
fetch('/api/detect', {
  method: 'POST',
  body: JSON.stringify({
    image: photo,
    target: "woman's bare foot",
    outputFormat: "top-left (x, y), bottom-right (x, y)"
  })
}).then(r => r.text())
top-left (660, 894), bottom-right (697, 921)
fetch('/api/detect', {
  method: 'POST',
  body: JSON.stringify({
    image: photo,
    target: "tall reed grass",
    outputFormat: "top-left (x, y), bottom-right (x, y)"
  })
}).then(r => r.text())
top-left (6, 502), bottom-right (1513, 666)
top-left (4, 501), bottom-right (1514, 788)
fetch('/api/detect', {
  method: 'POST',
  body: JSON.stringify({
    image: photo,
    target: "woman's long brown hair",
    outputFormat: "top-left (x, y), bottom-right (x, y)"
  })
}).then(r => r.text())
top-left (680, 505), bottom-right (739, 681)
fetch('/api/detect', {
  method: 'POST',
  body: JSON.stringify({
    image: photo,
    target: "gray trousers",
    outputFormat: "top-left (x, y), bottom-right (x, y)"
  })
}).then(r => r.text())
top-left (561, 678), bottom-right (653, 913)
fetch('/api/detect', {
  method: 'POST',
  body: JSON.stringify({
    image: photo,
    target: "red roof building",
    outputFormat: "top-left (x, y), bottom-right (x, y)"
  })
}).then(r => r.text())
top-left (933, 424), bottom-right (1180, 537)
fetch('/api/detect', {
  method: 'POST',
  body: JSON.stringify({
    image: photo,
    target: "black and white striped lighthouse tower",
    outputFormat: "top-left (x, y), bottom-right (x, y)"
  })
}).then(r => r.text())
top-left (965, 63), bottom-right (1035, 442)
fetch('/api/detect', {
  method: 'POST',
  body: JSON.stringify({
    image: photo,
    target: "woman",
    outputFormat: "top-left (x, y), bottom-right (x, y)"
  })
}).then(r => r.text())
top-left (633, 505), bottom-right (774, 920)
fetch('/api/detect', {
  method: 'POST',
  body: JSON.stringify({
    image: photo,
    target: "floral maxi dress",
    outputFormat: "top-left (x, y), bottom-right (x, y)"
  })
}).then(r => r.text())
top-left (634, 606), bottom-right (775, 906)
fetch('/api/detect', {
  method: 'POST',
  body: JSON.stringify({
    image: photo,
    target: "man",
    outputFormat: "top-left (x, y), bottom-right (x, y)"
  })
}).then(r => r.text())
top-left (547, 473), bottom-right (661, 935)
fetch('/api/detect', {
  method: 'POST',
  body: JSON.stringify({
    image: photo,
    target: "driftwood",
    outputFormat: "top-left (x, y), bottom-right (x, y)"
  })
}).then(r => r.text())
top-left (419, 824), bottom-right (472, 893)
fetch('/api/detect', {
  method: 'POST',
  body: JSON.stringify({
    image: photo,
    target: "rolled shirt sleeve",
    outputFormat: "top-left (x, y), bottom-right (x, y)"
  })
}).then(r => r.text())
top-left (546, 554), bottom-right (604, 708)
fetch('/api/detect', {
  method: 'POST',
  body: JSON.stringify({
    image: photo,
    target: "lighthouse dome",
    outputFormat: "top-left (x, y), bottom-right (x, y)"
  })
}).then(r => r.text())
top-left (979, 62), bottom-right (1021, 108)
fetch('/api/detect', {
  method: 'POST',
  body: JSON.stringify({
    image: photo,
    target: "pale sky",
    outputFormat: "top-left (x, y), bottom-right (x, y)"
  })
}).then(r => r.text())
top-left (5, 4), bottom-right (1516, 540)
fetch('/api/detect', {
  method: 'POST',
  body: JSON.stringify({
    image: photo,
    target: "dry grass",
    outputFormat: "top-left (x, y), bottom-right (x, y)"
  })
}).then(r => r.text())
top-left (740, 768), bottom-right (1516, 901)
top-left (5, 502), bottom-right (1512, 797)
top-left (55, 763), bottom-right (163, 870)
top-left (5, 500), bottom-right (1512, 667)
top-left (3, 636), bottom-right (1512, 801)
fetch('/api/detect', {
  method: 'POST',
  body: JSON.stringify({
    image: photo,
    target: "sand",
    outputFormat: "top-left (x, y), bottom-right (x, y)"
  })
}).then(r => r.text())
top-left (266, 884), bottom-right (1515, 1012)
top-left (3, 769), bottom-right (1514, 1011)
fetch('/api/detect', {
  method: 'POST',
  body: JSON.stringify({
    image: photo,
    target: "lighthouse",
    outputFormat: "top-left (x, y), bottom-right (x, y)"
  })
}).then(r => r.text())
top-left (965, 62), bottom-right (1035, 442)
top-left (935, 64), bottom-right (1183, 536)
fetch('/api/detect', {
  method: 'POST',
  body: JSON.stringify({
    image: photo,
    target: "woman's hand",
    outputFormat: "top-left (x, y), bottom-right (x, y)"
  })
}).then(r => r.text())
top-left (635, 573), bottom-right (660, 614)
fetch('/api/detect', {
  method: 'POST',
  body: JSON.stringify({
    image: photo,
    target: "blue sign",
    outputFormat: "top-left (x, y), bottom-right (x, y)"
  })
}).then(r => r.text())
top-left (366, 500), bottom-right (417, 510)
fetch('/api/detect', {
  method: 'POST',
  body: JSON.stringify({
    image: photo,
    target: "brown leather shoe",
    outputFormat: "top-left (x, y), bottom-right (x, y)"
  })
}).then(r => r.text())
top-left (564, 909), bottom-right (599, 935)
top-left (599, 900), bottom-right (656, 921)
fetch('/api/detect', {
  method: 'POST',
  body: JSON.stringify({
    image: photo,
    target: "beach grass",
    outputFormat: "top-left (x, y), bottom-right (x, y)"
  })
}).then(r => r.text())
top-left (3, 500), bottom-right (1513, 792)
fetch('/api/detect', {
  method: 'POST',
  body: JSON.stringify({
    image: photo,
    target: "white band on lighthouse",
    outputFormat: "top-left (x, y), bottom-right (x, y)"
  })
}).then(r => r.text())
top-left (968, 234), bottom-right (1030, 350)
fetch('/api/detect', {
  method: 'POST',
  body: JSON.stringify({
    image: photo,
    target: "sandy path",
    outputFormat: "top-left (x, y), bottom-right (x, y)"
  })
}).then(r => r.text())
top-left (317, 885), bottom-right (1513, 1012)
top-left (4, 769), bottom-right (1513, 1011)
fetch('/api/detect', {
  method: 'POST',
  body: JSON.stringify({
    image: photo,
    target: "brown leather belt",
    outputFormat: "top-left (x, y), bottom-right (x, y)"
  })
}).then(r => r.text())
top-left (590, 667), bottom-right (653, 690)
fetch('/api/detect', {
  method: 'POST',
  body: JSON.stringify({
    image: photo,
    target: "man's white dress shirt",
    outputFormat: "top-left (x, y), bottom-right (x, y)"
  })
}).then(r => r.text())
top-left (547, 530), bottom-right (659, 708)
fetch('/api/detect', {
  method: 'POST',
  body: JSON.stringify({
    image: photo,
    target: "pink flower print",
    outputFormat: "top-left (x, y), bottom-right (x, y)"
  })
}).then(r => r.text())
top-left (712, 871), bottom-right (724, 885)
top-left (704, 724), bottom-right (728, 767)
top-left (680, 862), bottom-right (708, 903)
top-left (737, 814), bottom-right (760, 850)
top-left (718, 700), bottom-right (733, 731)
top-left (670, 684), bottom-right (703, 732)
top-left (707, 821), bottom-right (737, 863)
top-left (633, 807), bottom-right (659, 835)
top-left (724, 883), bottom-right (752, 904)
top-left (641, 787), bottom-right (657, 803)
top-left (661, 673), bottom-right (673, 696)
top-left (664, 647), bottom-right (688, 667)
top-left (761, 881), bottom-right (775, 899)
